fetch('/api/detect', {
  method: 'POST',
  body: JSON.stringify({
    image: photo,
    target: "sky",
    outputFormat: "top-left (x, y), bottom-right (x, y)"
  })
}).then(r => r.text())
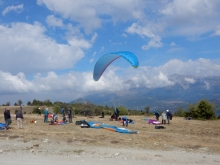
top-left (0, 0), bottom-right (220, 105)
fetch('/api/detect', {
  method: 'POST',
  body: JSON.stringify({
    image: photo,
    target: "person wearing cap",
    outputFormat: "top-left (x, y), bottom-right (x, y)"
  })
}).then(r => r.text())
top-left (37, 107), bottom-right (41, 116)
top-left (166, 110), bottom-right (172, 124)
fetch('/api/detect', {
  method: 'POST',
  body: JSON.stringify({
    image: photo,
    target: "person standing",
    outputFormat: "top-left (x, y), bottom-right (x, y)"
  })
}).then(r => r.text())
top-left (161, 111), bottom-right (167, 124)
top-left (4, 108), bottom-right (11, 130)
top-left (83, 110), bottom-right (87, 117)
top-left (16, 109), bottom-right (24, 129)
top-left (61, 107), bottom-right (65, 118)
top-left (166, 110), bottom-right (172, 124)
top-left (154, 110), bottom-right (160, 121)
top-left (37, 108), bottom-right (41, 116)
top-left (43, 108), bottom-right (49, 123)
top-left (67, 108), bottom-right (72, 123)
top-left (4, 108), bottom-right (7, 122)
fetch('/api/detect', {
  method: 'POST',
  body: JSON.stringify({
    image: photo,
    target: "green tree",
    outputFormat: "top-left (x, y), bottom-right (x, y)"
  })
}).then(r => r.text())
top-left (118, 106), bottom-right (128, 115)
top-left (145, 106), bottom-right (150, 115)
top-left (18, 99), bottom-right (23, 106)
top-left (186, 100), bottom-right (215, 120)
top-left (27, 101), bottom-right (31, 105)
top-left (174, 107), bottom-right (184, 117)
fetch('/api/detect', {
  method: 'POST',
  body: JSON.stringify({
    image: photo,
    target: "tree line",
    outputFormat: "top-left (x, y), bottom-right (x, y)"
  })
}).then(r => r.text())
top-left (1, 99), bottom-right (219, 119)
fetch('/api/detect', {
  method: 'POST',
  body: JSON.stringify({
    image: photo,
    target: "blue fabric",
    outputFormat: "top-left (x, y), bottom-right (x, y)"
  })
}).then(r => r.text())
top-left (0, 123), bottom-right (6, 130)
top-left (86, 121), bottom-right (138, 134)
top-left (93, 51), bottom-right (139, 81)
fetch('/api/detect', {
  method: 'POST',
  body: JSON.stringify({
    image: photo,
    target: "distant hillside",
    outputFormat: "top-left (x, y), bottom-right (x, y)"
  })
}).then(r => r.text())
top-left (70, 74), bottom-right (220, 113)
top-left (69, 98), bottom-right (92, 105)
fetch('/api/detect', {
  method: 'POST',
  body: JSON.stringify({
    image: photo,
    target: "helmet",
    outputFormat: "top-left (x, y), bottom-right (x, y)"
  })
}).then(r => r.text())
top-left (166, 110), bottom-right (169, 112)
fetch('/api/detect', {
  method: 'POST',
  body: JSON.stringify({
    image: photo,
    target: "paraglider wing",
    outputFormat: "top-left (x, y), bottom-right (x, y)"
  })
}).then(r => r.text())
top-left (93, 51), bottom-right (139, 81)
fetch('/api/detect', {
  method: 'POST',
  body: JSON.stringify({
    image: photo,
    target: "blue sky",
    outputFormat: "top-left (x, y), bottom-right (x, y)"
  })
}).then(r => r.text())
top-left (0, 0), bottom-right (220, 105)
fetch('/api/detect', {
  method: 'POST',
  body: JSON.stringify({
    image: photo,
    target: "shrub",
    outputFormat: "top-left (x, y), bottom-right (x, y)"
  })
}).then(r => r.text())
top-left (185, 100), bottom-right (216, 120)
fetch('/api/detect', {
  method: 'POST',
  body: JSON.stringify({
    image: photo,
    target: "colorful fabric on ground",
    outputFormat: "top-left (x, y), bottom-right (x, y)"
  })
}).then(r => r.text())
top-left (0, 123), bottom-right (6, 130)
top-left (86, 121), bottom-right (139, 134)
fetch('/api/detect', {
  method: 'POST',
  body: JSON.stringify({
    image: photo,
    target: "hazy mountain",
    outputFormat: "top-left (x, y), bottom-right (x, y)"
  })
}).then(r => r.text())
top-left (70, 74), bottom-right (220, 112)
top-left (69, 98), bottom-right (92, 105)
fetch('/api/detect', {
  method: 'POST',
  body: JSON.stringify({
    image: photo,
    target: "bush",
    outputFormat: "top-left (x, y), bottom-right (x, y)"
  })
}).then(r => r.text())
top-left (185, 100), bottom-right (216, 120)
top-left (32, 107), bottom-right (39, 114)
top-left (118, 106), bottom-right (128, 116)
top-left (15, 109), bottom-right (18, 114)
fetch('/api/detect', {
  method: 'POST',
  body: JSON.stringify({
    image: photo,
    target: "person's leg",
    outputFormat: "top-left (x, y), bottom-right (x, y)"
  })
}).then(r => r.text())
top-left (17, 119), bottom-right (20, 128)
top-left (5, 119), bottom-right (9, 129)
top-left (20, 118), bottom-right (23, 128)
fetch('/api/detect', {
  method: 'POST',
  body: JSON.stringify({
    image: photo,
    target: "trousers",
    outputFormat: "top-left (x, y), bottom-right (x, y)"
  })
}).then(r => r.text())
top-left (17, 118), bottom-right (23, 128)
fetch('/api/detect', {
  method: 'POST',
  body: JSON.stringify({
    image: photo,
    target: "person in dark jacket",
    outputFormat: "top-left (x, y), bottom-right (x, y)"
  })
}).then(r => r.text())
top-left (16, 109), bottom-right (24, 129)
top-left (67, 108), bottom-right (72, 123)
top-left (4, 108), bottom-right (11, 130)
top-left (166, 110), bottom-right (172, 124)
top-left (122, 116), bottom-right (128, 127)
top-left (37, 108), bottom-right (41, 116)
top-left (114, 108), bottom-right (119, 121)
top-left (154, 110), bottom-right (160, 121)
top-left (61, 107), bottom-right (65, 118)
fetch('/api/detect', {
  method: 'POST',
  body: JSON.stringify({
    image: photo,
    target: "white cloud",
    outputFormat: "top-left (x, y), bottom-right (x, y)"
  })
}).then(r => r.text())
top-left (1, 58), bottom-right (220, 103)
top-left (46, 15), bottom-right (64, 27)
top-left (90, 32), bottom-right (98, 44)
top-left (185, 78), bottom-right (195, 84)
top-left (37, 0), bottom-right (145, 33)
top-left (122, 33), bottom-right (127, 37)
top-left (0, 22), bottom-right (91, 74)
top-left (170, 42), bottom-right (176, 46)
top-left (160, 0), bottom-right (220, 36)
top-left (214, 25), bottom-right (220, 36)
top-left (141, 35), bottom-right (163, 50)
top-left (2, 4), bottom-right (23, 16)
top-left (204, 81), bottom-right (210, 89)
top-left (126, 23), bottom-right (163, 50)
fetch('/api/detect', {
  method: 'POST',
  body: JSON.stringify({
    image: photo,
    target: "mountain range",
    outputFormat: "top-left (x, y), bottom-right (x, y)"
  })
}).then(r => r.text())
top-left (70, 74), bottom-right (220, 114)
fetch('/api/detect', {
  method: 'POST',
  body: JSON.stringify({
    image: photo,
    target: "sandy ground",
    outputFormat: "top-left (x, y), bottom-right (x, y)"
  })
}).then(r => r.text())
top-left (0, 114), bottom-right (220, 165)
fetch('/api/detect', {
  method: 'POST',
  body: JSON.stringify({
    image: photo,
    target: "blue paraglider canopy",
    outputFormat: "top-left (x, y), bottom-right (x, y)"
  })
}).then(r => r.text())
top-left (93, 51), bottom-right (139, 81)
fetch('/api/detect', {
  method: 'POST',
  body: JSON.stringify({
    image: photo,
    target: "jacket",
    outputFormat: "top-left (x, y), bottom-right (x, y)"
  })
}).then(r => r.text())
top-left (4, 110), bottom-right (11, 120)
top-left (16, 111), bottom-right (23, 119)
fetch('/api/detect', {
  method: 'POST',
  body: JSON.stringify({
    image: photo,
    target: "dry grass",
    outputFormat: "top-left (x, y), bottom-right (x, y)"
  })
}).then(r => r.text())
top-left (0, 114), bottom-right (220, 154)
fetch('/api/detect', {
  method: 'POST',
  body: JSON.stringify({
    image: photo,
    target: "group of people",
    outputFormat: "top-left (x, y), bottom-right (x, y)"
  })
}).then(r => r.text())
top-left (3, 106), bottom-right (24, 130)
top-left (154, 110), bottom-right (173, 124)
top-left (41, 107), bottom-right (73, 123)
